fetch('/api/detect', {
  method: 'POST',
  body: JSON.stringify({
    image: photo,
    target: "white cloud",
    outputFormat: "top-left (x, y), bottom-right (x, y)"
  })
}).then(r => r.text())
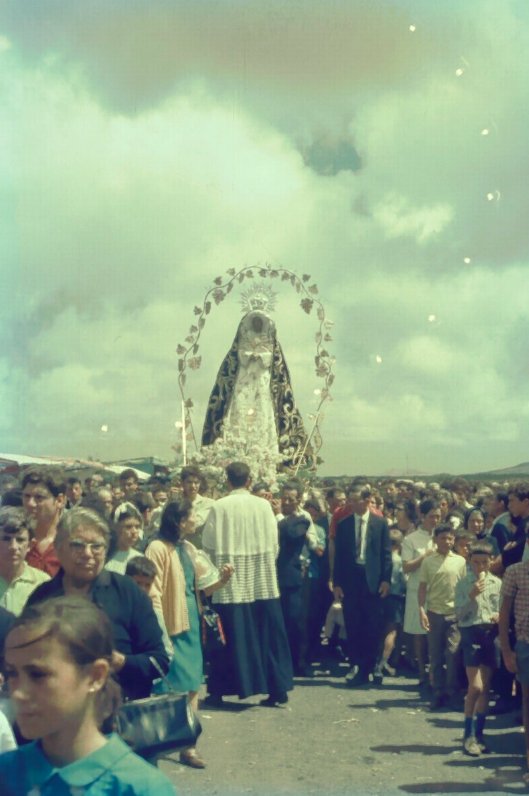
top-left (397, 335), bottom-right (459, 376)
top-left (373, 194), bottom-right (454, 243)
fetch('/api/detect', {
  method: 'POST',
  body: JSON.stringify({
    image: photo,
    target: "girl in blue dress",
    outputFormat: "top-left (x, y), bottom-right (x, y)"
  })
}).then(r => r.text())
top-left (0, 596), bottom-right (175, 795)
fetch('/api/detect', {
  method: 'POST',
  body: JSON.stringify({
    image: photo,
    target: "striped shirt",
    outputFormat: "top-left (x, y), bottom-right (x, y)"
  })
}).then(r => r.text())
top-left (501, 560), bottom-right (529, 643)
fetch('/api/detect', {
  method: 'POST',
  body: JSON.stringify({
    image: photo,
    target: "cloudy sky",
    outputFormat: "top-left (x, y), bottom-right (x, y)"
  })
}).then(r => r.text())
top-left (1, 0), bottom-right (529, 477)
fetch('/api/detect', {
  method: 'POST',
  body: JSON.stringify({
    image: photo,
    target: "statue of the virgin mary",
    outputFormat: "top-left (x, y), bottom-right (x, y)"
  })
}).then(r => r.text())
top-left (202, 287), bottom-right (311, 468)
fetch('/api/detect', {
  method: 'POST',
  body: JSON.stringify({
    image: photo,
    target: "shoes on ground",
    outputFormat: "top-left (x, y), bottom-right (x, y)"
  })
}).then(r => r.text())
top-left (345, 667), bottom-right (370, 688)
top-left (202, 694), bottom-right (224, 708)
top-left (372, 667), bottom-right (384, 686)
top-left (259, 692), bottom-right (288, 707)
top-left (476, 735), bottom-right (491, 754)
top-left (463, 736), bottom-right (481, 757)
top-left (382, 662), bottom-right (396, 676)
top-left (180, 748), bottom-right (206, 769)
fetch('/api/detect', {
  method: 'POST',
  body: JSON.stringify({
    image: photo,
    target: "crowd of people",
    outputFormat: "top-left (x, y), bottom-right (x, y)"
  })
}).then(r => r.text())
top-left (1, 463), bottom-right (529, 789)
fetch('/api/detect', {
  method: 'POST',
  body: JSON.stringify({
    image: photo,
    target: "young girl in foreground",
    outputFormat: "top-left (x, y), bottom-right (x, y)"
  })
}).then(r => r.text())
top-left (0, 596), bottom-right (176, 795)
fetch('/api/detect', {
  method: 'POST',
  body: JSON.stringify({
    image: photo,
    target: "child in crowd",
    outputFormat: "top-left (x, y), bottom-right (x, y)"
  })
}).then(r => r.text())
top-left (125, 556), bottom-right (173, 661)
top-left (451, 531), bottom-right (475, 696)
top-left (418, 523), bottom-right (467, 710)
top-left (125, 555), bottom-right (157, 595)
top-left (0, 597), bottom-right (176, 794)
top-left (455, 543), bottom-right (501, 756)
top-left (453, 531), bottom-right (474, 564)
top-left (324, 600), bottom-right (347, 657)
top-left (105, 503), bottom-right (144, 574)
top-left (379, 529), bottom-right (407, 676)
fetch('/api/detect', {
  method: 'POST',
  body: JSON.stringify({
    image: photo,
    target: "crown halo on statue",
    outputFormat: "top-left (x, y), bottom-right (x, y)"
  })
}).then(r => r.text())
top-left (240, 283), bottom-right (277, 314)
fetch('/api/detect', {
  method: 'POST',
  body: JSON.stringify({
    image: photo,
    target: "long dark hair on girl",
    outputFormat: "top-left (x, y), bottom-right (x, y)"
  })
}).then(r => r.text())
top-left (158, 498), bottom-right (193, 544)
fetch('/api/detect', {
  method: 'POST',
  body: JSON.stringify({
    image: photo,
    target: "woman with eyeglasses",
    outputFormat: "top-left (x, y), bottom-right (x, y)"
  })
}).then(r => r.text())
top-left (25, 507), bottom-right (169, 701)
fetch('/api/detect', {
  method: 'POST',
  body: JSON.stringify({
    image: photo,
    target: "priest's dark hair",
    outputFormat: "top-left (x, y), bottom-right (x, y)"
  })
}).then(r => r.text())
top-left (226, 462), bottom-right (250, 488)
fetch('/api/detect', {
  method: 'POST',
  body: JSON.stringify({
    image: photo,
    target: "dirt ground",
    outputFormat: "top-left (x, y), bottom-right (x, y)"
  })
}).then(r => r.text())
top-left (157, 656), bottom-right (527, 796)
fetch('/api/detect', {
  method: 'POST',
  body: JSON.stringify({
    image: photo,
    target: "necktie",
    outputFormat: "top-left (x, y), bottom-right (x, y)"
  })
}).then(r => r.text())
top-left (356, 517), bottom-right (363, 559)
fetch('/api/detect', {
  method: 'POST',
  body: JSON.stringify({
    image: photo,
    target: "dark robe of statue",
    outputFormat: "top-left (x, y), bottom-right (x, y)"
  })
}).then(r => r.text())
top-left (202, 310), bottom-right (311, 468)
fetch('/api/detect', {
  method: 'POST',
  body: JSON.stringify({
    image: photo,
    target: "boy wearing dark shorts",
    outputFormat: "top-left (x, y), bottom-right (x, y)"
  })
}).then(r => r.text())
top-left (455, 542), bottom-right (501, 756)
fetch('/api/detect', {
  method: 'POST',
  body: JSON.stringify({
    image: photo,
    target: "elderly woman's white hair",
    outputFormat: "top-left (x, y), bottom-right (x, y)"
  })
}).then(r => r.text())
top-left (55, 506), bottom-right (111, 548)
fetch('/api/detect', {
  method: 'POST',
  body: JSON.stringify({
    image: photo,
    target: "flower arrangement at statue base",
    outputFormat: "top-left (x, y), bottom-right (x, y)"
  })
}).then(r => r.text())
top-left (188, 430), bottom-right (300, 496)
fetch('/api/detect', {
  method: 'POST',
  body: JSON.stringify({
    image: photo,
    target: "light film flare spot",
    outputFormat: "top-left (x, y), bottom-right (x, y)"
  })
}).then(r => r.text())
top-left (313, 389), bottom-right (321, 396)
top-left (100, 424), bottom-right (108, 433)
top-left (409, 24), bottom-right (416, 32)
top-left (481, 128), bottom-right (490, 136)
top-left (247, 408), bottom-right (255, 416)
top-left (486, 192), bottom-right (495, 201)
top-left (375, 355), bottom-right (383, 364)
top-left (428, 314), bottom-right (436, 323)
top-left (463, 257), bottom-right (471, 264)
top-left (455, 68), bottom-right (464, 77)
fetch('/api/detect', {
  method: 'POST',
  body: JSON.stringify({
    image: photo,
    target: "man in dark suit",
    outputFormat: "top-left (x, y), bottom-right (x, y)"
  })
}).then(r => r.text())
top-left (333, 486), bottom-right (392, 687)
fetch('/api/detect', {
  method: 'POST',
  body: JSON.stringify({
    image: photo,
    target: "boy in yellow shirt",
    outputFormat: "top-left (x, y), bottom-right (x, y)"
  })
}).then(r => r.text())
top-left (418, 523), bottom-right (467, 709)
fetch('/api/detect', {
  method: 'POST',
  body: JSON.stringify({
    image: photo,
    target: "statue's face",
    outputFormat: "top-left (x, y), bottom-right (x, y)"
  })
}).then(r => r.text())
top-left (251, 315), bottom-right (264, 333)
top-left (238, 311), bottom-right (275, 347)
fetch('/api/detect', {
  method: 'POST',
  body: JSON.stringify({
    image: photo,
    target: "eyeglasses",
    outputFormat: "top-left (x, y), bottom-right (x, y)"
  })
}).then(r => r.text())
top-left (68, 539), bottom-right (107, 555)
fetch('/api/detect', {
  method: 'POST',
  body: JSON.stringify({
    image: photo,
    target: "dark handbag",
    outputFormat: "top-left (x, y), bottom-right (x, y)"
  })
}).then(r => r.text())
top-left (201, 604), bottom-right (226, 655)
top-left (114, 658), bottom-right (202, 758)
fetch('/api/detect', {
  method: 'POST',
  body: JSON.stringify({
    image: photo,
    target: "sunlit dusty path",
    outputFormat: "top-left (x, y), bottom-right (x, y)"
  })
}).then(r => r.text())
top-left (159, 661), bottom-right (523, 795)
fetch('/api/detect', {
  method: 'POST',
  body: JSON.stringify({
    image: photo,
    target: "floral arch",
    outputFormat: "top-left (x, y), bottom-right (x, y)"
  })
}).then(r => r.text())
top-left (175, 264), bottom-right (335, 490)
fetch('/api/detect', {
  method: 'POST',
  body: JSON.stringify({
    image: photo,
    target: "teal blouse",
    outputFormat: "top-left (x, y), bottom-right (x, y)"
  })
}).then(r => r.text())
top-left (0, 733), bottom-right (176, 795)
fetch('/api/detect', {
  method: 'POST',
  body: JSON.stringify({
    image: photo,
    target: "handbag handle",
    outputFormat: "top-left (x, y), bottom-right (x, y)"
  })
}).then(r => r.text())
top-left (149, 655), bottom-right (173, 688)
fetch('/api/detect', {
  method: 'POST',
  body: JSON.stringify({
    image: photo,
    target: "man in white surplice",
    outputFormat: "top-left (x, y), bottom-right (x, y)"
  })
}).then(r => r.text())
top-left (202, 461), bottom-right (293, 706)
